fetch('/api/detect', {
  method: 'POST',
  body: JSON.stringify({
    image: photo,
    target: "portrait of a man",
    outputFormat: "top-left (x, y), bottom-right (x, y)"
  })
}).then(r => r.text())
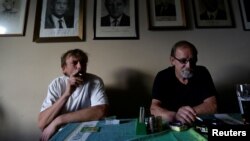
top-left (154, 0), bottom-right (176, 17)
top-left (200, 0), bottom-right (227, 20)
top-left (1, 0), bottom-right (17, 14)
top-left (101, 0), bottom-right (130, 27)
top-left (45, 0), bottom-right (75, 29)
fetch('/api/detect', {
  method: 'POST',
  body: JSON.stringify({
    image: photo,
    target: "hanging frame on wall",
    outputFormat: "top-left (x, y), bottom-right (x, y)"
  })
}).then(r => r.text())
top-left (239, 0), bottom-right (250, 31)
top-left (0, 0), bottom-right (29, 36)
top-left (193, 0), bottom-right (234, 28)
top-left (33, 0), bottom-right (85, 42)
top-left (93, 0), bottom-right (139, 40)
top-left (147, 0), bottom-right (187, 30)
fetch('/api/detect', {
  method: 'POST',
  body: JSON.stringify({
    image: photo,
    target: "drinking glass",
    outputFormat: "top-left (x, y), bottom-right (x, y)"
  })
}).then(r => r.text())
top-left (236, 84), bottom-right (250, 124)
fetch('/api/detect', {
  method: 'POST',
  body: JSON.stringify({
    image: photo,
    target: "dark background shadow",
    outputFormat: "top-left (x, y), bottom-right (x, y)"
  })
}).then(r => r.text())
top-left (0, 97), bottom-right (6, 139)
top-left (216, 66), bottom-right (250, 113)
top-left (106, 69), bottom-right (152, 118)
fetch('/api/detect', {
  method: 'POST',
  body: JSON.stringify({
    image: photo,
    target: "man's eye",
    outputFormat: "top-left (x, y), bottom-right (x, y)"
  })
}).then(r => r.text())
top-left (179, 59), bottom-right (187, 63)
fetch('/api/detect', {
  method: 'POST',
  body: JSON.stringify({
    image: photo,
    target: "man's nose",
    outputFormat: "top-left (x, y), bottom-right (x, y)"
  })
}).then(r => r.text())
top-left (76, 61), bottom-right (82, 69)
top-left (185, 61), bottom-right (191, 68)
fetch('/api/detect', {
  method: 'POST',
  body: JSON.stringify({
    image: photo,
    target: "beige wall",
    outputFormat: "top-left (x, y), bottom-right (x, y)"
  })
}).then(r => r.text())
top-left (1, 0), bottom-right (250, 140)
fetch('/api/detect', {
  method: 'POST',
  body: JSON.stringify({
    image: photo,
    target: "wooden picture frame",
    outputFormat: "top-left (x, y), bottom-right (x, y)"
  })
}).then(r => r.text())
top-left (147, 0), bottom-right (187, 30)
top-left (0, 0), bottom-right (29, 36)
top-left (193, 0), bottom-right (234, 28)
top-left (94, 0), bottom-right (139, 39)
top-left (239, 0), bottom-right (250, 30)
top-left (33, 0), bottom-right (85, 42)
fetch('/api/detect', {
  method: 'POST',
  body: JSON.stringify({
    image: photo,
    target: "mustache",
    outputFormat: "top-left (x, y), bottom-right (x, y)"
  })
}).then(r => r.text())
top-left (181, 69), bottom-right (193, 79)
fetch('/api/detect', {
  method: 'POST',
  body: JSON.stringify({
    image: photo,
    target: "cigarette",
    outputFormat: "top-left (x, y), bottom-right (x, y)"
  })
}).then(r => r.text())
top-left (196, 116), bottom-right (203, 122)
top-left (75, 72), bottom-right (83, 77)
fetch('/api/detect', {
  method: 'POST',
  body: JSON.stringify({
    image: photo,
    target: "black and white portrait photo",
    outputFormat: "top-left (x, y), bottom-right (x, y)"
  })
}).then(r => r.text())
top-left (147, 0), bottom-right (186, 29)
top-left (239, 0), bottom-right (250, 30)
top-left (242, 0), bottom-right (250, 22)
top-left (33, 0), bottom-right (84, 42)
top-left (1, 0), bottom-right (18, 14)
top-left (154, 0), bottom-right (176, 17)
top-left (199, 0), bottom-right (227, 20)
top-left (0, 0), bottom-right (28, 35)
top-left (45, 0), bottom-right (75, 29)
top-left (101, 0), bottom-right (130, 27)
top-left (94, 0), bottom-right (138, 39)
top-left (193, 0), bottom-right (234, 28)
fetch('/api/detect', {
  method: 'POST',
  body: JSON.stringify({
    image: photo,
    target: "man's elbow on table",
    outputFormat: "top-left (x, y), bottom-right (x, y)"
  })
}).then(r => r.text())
top-left (94, 104), bottom-right (109, 120)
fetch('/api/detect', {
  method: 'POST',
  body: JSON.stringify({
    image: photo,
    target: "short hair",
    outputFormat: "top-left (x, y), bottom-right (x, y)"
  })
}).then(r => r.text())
top-left (61, 49), bottom-right (88, 68)
top-left (105, 0), bottom-right (127, 6)
top-left (170, 40), bottom-right (198, 59)
top-left (50, 0), bottom-right (70, 11)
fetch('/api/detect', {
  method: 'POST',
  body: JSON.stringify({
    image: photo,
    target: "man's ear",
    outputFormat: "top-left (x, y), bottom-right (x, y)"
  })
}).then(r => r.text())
top-left (170, 57), bottom-right (175, 66)
top-left (62, 66), bottom-right (66, 74)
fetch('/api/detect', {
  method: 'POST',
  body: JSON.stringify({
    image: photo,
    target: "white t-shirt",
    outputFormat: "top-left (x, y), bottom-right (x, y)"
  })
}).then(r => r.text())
top-left (40, 73), bottom-right (108, 112)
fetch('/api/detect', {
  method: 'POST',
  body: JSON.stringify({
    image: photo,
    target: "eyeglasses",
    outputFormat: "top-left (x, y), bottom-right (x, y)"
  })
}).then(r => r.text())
top-left (173, 56), bottom-right (196, 64)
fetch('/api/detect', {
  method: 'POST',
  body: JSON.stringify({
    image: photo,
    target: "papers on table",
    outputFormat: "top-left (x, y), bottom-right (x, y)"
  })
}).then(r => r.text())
top-left (64, 119), bottom-right (120, 141)
top-left (65, 121), bottom-right (98, 141)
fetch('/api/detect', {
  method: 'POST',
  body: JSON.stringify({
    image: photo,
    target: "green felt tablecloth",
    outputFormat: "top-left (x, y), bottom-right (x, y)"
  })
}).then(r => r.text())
top-left (50, 119), bottom-right (206, 141)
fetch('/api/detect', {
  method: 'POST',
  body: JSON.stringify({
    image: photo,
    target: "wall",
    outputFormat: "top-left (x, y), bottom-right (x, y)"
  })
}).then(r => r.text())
top-left (0, 0), bottom-right (250, 140)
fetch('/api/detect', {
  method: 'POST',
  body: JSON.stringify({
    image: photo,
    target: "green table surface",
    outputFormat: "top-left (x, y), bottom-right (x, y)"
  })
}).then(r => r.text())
top-left (50, 118), bottom-right (207, 141)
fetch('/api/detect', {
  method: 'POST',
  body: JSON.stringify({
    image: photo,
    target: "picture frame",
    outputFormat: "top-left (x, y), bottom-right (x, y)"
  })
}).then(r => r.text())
top-left (147, 0), bottom-right (187, 30)
top-left (239, 0), bottom-right (250, 30)
top-left (94, 0), bottom-right (139, 39)
top-left (193, 0), bottom-right (234, 28)
top-left (0, 0), bottom-right (29, 36)
top-left (33, 0), bottom-right (85, 42)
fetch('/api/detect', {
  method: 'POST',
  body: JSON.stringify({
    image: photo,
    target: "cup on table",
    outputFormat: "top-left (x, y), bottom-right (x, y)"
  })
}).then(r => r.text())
top-left (236, 84), bottom-right (250, 124)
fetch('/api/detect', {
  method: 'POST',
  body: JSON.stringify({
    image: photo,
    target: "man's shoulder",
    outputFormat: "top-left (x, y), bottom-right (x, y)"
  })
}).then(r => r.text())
top-left (85, 73), bottom-right (103, 82)
top-left (101, 15), bottom-right (110, 20)
top-left (101, 15), bottom-right (110, 26)
top-left (195, 65), bottom-right (211, 76)
top-left (50, 75), bottom-right (67, 82)
top-left (122, 14), bottom-right (130, 19)
top-left (157, 66), bottom-right (174, 77)
top-left (159, 66), bottom-right (174, 73)
top-left (196, 65), bottom-right (209, 71)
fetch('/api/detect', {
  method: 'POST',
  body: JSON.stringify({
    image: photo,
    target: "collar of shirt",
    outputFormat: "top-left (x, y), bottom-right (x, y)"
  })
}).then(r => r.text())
top-left (51, 14), bottom-right (67, 28)
top-left (206, 10), bottom-right (218, 19)
top-left (109, 16), bottom-right (123, 26)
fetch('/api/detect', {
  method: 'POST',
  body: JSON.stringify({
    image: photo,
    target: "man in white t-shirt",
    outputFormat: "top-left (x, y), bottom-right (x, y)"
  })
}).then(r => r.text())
top-left (38, 49), bottom-right (109, 141)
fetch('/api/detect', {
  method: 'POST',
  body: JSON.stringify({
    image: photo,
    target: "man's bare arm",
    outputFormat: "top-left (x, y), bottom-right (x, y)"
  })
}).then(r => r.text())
top-left (38, 91), bottom-right (71, 130)
top-left (193, 96), bottom-right (217, 115)
top-left (52, 104), bottom-right (108, 127)
top-left (150, 99), bottom-right (176, 122)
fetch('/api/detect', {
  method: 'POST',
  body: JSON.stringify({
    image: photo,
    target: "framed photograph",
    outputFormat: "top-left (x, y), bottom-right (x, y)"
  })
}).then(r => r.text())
top-left (0, 0), bottom-right (29, 36)
top-left (147, 0), bottom-right (187, 30)
top-left (193, 0), bottom-right (234, 28)
top-left (33, 0), bottom-right (85, 42)
top-left (239, 0), bottom-right (250, 30)
top-left (94, 0), bottom-right (139, 39)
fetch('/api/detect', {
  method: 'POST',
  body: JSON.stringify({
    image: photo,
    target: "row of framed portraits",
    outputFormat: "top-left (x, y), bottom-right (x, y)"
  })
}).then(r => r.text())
top-left (0, 0), bottom-right (249, 42)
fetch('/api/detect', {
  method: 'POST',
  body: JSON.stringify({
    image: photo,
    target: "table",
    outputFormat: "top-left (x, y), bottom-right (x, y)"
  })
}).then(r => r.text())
top-left (50, 118), bottom-right (207, 141)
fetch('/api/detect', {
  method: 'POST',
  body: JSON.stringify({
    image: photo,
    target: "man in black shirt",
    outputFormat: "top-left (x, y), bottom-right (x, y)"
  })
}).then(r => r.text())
top-left (150, 40), bottom-right (217, 124)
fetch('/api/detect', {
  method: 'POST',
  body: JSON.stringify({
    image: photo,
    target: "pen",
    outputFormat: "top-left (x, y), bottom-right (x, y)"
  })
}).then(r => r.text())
top-left (196, 116), bottom-right (203, 122)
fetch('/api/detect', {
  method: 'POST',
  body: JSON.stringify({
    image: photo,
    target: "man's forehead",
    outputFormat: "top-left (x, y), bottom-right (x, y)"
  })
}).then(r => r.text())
top-left (66, 55), bottom-right (79, 61)
top-left (175, 47), bottom-right (193, 56)
top-left (176, 46), bottom-right (192, 52)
